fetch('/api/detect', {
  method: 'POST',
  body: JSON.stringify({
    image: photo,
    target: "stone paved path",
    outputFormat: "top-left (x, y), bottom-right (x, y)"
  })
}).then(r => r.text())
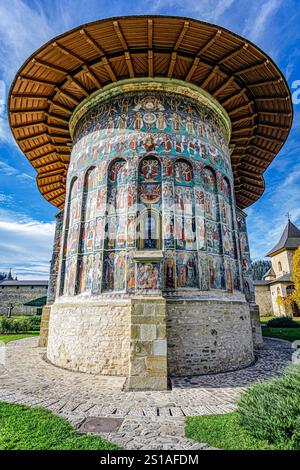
top-left (0, 337), bottom-right (292, 450)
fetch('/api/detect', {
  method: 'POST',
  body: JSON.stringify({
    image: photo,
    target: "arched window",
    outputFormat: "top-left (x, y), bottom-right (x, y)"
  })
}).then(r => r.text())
top-left (76, 167), bottom-right (97, 294)
top-left (278, 261), bottom-right (282, 272)
top-left (286, 284), bottom-right (294, 296)
top-left (60, 177), bottom-right (79, 296)
top-left (174, 159), bottom-right (195, 251)
top-left (203, 166), bottom-right (225, 290)
top-left (138, 156), bottom-right (162, 250)
top-left (103, 159), bottom-right (127, 292)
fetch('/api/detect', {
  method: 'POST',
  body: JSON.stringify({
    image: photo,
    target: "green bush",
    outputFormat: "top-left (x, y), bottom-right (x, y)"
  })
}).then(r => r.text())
top-left (0, 316), bottom-right (40, 334)
top-left (238, 364), bottom-right (300, 450)
top-left (28, 315), bottom-right (41, 331)
top-left (267, 316), bottom-right (300, 328)
top-left (0, 317), bottom-right (14, 334)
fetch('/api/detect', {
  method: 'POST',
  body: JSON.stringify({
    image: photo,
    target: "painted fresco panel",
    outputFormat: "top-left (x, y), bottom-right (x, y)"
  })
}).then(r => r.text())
top-left (59, 90), bottom-right (246, 297)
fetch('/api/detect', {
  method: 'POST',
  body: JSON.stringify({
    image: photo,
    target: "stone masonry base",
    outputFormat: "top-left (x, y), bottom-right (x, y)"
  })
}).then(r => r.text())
top-left (45, 296), bottom-right (255, 390)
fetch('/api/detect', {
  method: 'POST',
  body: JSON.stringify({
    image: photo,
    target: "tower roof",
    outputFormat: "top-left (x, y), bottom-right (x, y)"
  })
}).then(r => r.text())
top-left (266, 220), bottom-right (300, 257)
top-left (8, 15), bottom-right (293, 210)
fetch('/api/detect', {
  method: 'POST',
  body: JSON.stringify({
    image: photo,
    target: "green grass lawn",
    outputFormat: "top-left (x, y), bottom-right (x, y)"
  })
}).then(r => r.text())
top-left (262, 327), bottom-right (300, 342)
top-left (260, 316), bottom-right (300, 342)
top-left (0, 402), bottom-right (120, 450)
top-left (0, 333), bottom-right (39, 344)
top-left (186, 413), bottom-right (290, 450)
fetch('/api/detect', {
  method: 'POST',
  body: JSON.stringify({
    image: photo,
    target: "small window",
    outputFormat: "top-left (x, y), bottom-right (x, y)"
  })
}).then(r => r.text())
top-left (278, 261), bottom-right (282, 272)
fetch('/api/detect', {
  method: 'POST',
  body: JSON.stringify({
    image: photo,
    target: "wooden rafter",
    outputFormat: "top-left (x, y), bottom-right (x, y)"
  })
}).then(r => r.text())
top-left (8, 15), bottom-right (293, 210)
top-left (113, 21), bottom-right (135, 78)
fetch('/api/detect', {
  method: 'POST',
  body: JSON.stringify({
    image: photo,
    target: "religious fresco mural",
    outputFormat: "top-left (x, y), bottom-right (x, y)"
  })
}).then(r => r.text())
top-left (59, 90), bottom-right (246, 297)
top-left (136, 262), bottom-right (161, 292)
top-left (236, 209), bottom-right (255, 302)
top-left (47, 210), bottom-right (64, 304)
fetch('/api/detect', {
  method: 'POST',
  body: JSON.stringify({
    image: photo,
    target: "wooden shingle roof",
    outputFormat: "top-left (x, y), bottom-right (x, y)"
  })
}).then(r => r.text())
top-left (8, 15), bottom-right (293, 209)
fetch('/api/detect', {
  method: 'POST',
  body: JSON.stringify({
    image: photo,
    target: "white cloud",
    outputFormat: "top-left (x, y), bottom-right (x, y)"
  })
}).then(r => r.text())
top-left (0, 211), bottom-right (55, 279)
top-left (0, 161), bottom-right (34, 182)
top-left (243, 0), bottom-right (282, 42)
top-left (144, 0), bottom-right (237, 21)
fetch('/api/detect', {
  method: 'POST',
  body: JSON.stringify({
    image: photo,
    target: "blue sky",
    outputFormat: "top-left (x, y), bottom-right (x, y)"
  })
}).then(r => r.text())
top-left (0, 0), bottom-right (300, 278)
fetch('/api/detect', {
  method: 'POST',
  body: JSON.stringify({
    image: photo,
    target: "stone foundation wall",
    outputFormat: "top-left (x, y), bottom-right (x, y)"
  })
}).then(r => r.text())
top-left (0, 285), bottom-right (48, 315)
top-left (249, 303), bottom-right (263, 349)
top-left (47, 299), bottom-right (131, 375)
top-left (166, 298), bottom-right (254, 376)
top-left (254, 284), bottom-right (273, 316)
top-left (39, 306), bottom-right (51, 347)
top-left (127, 298), bottom-right (167, 391)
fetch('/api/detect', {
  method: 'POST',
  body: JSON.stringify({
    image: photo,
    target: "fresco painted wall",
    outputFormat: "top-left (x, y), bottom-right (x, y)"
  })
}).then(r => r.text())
top-left (236, 208), bottom-right (255, 302)
top-left (47, 210), bottom-right (64, 304)
top-left (59, 89), bottom-right (245, 297)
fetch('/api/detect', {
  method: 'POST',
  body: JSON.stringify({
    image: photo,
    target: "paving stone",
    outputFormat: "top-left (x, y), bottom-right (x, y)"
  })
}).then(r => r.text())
top-left (0, 336), bottom-right (292, 450)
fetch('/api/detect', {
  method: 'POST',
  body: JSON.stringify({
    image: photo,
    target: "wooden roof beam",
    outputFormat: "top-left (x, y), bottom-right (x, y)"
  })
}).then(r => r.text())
top-left (185, 57), bottom-right (200, 82)
top-left (185, 30), bottom-right (221, 82)
top-left (235, 60), bottom-right (269, 76)
top-left (113, 21), bottom-right (135, 78)
top-left (27, 142), bottom-right (53, 155)
top-left (218, 43), bottom-right (248, 64)
top-left (17, 76), bottom-right (56, 87)
top-left (174, 21), bottom-right (190, 50)
top-left (11, 120), bottom-right (45, 129)
top-left (11, 107), bottom-right (47, 114)
top-left (79, 28), bottom-right (105, 55)
top-left (18, 132), bottom-right (48, 143)
top-left (258, 110), bottom-right (292, 118)
top-left (232, 125), bottom-right (258, 134)
top-left (148, 19), bottom-right (153, 48)
top-left (255, 96), bottom-right (290, 103)
top-left (255, 133), bottom-right (284, 144)
top-left (148, 19), bottom-right (153, 77)
top-left (66, 74), bottom-right (89, 97)
top-left (11, 93), bottom-right (49, 100)
top-left (212, 76), bottom-right (235, 97)
top-left (231, 114), bottom-right (258, 126)
top-left (82, 65), bottom-right (102, 89)
top-left (45, 112), bottom-right (69, 124)
top-left (200, 65), bottom-right (219, 89)
top-left (47, 99), bottom-right (72, 115)
top-left (32, 58), bottom-right (68, 75)
top-left (251, 144), bottom-right (274, 156)
top-left (228, 101), bottom-right (254, 116)
top-left (47, 124), bottom-right (69, 134)
top-left (231, 135), bottom-right (256, 143)
top-left (52, 42), bottom-right (84, 65)
top-left (148, 50), bottom-right (153, 77)
top-left (220, 88), bottom-right (247, 107)
top-left (247, 78), bottom-right (283, 89)
top-left (80, 28), bottom-right (117, 81)
top-left (259, 123), bottom-right (288, 132)
top-left (55, 88), bottom-right (80, 105)
top-left (167, 52), bottom-right (177, 78)
top-left (197, 30), bottom-right (222, 56)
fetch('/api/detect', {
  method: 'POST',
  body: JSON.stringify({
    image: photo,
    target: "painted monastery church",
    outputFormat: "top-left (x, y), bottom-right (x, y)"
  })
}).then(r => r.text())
top-left (254, 219), bottom-right (300, 317)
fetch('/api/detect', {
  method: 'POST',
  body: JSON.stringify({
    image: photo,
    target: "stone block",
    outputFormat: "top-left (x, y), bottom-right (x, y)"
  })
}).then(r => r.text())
top-left (140, 324), bottom-right (157, 341)
top-left (153, 339), bottom-right (167, 356)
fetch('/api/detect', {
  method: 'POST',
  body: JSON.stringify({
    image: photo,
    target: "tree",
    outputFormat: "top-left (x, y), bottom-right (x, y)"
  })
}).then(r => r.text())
top-left (290, 247), bottom-right (300, 308)
top-left (0, 272), bottom-right (7, 282)
top-left (251, 260), bottom-right (272, 280)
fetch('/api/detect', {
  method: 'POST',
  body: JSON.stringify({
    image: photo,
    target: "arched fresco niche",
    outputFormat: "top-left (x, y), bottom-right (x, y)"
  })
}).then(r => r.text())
top-left (203, 166), bottom-right (225, 290)
top-left (76, 167), bottom-right (98, 294)
top-left (60, 177), bottom-right (80, 296)
top-left (103, 159), bottom-right (127, 292)
top-left (137, 156), bottom-right (162, 250)
top-left (174, 159), bottom-right (198, 289)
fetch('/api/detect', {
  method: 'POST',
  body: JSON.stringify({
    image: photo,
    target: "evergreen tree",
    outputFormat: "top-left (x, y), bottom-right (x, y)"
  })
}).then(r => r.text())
top-left (251, 260), bottom-right (272, 280)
